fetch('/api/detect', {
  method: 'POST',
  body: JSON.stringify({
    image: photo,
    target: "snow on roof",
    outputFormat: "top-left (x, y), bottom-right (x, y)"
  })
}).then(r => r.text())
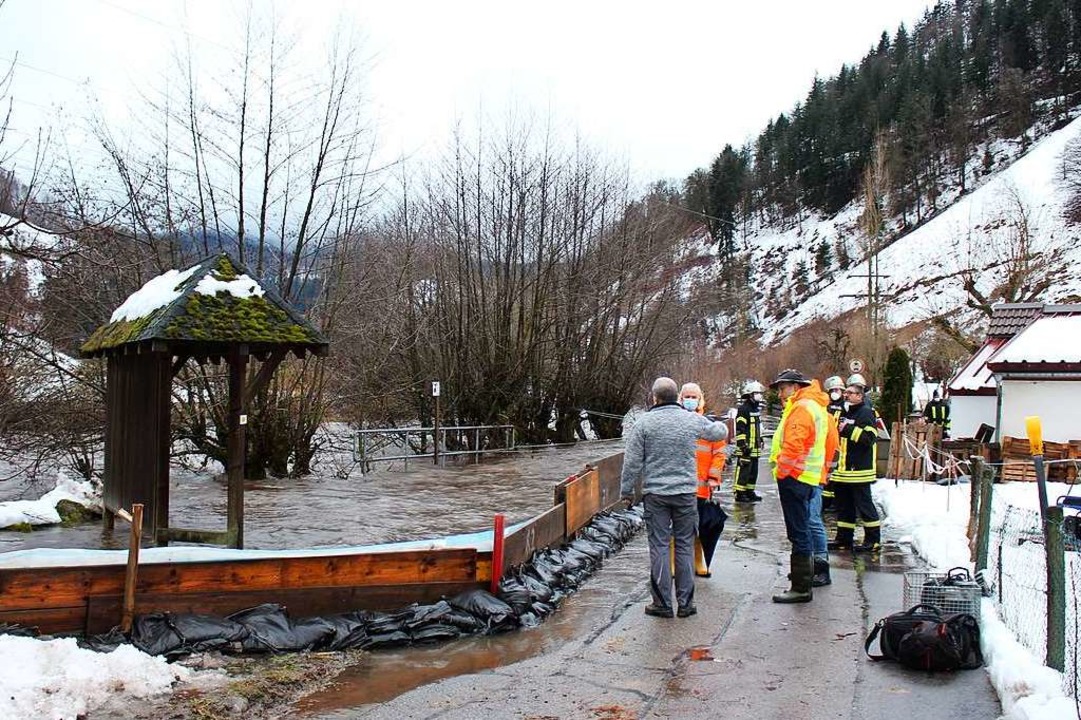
top-left (110, 265), bottom-right (200, 323)
top-left (989, 314), bottom-right (1081, 365)
top-left (949, 337), bottom-right (1005, 393)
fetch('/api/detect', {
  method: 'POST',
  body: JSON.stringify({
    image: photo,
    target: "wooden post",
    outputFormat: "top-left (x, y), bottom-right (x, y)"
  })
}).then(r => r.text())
top-left (968, 455), bottom-right (981, 562)
top-left (1046, 505), bottom-right (1066, 671)
top-left (490, 513), bottom-right (506, 594)
top-left (121, 504), bottom-right (143, 633)
top-left (975, 457), bottom-right (994, 572)
top-left (227, 345), bottom-right (249, 549)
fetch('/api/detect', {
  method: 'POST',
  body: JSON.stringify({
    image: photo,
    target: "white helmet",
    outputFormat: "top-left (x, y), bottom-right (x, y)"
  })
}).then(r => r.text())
top-left (824, 375), bottom-right (845, 392)
top-left (846, 373), bottom-right (867, 389)
top-left (741, 380), bottom-right (766, 397)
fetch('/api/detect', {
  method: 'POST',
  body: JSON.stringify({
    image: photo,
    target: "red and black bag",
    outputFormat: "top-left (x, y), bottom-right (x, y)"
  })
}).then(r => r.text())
top-left (865, 603), bottom-right (983, 672)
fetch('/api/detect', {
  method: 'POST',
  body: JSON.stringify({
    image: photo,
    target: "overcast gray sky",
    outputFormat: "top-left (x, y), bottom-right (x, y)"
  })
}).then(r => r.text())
top-left (0, 0), bottom-right (933, 184)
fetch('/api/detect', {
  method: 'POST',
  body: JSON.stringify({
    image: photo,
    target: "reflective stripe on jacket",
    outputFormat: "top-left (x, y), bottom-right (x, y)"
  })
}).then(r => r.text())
top-left (769, 382), bottom-right (829, 487)
top-left (834, 400), bottom-right (878, 483)
top-left (735, 400), bottom-right (762, 458)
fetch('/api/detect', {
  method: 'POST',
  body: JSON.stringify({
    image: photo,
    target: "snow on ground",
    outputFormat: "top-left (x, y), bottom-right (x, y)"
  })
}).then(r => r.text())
top-left (0, 472), bottom-right (99, 528)
top-left (0, 635), bottom-right (193, 719)
top-left (876, 479), bottom-right (1079, 720)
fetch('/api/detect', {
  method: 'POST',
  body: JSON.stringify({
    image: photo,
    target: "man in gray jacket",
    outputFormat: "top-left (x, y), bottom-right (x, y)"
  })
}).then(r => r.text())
top-left (620, 377), bottom-right (728, 618)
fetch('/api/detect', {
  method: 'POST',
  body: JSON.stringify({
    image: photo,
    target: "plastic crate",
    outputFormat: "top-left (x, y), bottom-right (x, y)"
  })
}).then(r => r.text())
top-left (902, 570), bottom-right (981, 620)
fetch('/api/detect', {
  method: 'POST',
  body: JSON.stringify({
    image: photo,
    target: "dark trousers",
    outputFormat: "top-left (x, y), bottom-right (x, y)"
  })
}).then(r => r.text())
top-left (834, 482), bottom-right (881, 532)
top-left (643, 493), bottom-right (698, 609)
top-left (734, 456), bottom-right (759, 491)
top-left (777, 477), bottom-right (814, 555)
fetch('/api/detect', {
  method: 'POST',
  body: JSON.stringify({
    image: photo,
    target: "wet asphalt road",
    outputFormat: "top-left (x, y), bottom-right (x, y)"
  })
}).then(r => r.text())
top-left (293, 466), bottom-right (1001, 720)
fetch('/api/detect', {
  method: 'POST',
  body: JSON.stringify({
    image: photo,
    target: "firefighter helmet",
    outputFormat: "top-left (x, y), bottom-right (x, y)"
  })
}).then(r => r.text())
top-left (741, 380), bottom-right (766, 397)
top-left (824, 375), bottom-right (845, 392)
top-left (846, 373), bottom-right (868, 390)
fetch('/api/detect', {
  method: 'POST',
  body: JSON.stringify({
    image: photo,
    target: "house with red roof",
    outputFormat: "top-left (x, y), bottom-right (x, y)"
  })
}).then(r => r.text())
top-left (949, 303), bottom-right (1081, 442)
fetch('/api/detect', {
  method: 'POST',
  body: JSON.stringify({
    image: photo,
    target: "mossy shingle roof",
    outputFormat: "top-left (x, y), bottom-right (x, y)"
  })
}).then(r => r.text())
top-left (80, 254), bottom-right (329, 357)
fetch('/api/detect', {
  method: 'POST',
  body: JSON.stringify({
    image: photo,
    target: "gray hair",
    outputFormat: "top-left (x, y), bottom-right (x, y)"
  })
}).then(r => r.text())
top-left (652, 377), bottom-right (679, 403)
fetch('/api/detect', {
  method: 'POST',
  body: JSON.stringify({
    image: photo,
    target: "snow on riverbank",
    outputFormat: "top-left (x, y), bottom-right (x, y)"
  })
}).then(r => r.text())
top-left (0, 472), bottom-right (100, 528)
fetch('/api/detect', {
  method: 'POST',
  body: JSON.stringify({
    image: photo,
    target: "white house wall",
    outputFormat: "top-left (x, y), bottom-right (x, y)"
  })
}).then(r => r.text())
top-left (998, 380), bottom-right (1081, 443)
top-left (951, 395), bottom-right (997, 440)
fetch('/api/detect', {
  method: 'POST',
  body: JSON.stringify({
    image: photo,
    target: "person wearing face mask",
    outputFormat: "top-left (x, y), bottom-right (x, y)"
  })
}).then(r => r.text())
top-left (768, 369), bottom-right (830, 604)
top-left (678, 382), bottom-right (727, 577)
top-left (821, 375), bottom-right (846, 512)
top-left (827, 374), bottom-right (882, 553)
top-left (733, 381), bottom-right (765, 503)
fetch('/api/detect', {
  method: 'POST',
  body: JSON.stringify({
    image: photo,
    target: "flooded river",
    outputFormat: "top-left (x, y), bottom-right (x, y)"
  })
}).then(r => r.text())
top-left (0, 440), bottom-right (623, 553)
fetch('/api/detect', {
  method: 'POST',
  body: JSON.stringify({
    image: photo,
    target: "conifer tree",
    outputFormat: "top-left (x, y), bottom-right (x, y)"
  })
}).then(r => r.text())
top-left (881, 347), bottom-right (913, 428)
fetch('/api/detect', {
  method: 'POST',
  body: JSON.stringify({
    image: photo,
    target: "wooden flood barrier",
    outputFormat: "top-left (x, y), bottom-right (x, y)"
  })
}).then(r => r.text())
top-left (887, 421), bottom-right (942, 480)
top-left (0, 451), bottom-right (625, 636)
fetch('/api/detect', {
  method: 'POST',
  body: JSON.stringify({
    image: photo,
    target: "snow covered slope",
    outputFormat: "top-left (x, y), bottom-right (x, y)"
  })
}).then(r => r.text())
top-left (685, 114), bottom-right (1081, 346)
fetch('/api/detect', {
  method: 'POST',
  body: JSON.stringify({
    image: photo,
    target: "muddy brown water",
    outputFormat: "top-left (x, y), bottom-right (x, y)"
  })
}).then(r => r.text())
top-left (0, 442), bottom-right (622, 553)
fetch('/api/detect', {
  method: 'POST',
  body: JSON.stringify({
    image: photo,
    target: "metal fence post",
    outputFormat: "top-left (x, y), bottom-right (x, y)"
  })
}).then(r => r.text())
top-left (1046, 505), bottom-right (1066, 671)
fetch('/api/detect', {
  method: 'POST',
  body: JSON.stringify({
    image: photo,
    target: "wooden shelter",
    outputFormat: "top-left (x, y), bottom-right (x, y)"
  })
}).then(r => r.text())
top-left (80, 254), bottom-right (328, 548)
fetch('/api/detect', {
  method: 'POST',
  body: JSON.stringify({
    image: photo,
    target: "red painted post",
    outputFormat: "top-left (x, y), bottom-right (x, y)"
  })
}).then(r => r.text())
top-left (490, 513), bottom-right (506, 594)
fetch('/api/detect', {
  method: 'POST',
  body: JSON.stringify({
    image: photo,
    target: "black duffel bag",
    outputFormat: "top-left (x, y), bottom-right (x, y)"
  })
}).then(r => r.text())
top-left (865, 603), bottom-right (983, 672)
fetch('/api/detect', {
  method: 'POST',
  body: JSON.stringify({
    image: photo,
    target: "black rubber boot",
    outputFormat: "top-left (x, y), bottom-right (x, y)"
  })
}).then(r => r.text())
top-left (773, 554), bottom-right (813, 603)
top-left (853, 526), bottom-right (881, 553)
top-left (827, 527), bottom-right (854, 552)
top-left (811, 557), bottom-right (832, 587)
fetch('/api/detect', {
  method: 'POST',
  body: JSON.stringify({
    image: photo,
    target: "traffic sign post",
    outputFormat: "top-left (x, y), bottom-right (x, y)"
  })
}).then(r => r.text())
top-left (432, 381), bottom-right (441, 466)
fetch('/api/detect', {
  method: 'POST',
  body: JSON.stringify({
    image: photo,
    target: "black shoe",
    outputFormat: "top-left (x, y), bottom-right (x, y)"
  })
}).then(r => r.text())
top-left (748, 491), bottom-right (763, 502)
top-left (644, 603), bottom-right (674, 618)
top-left (677, 604), bottom-right (697, 618)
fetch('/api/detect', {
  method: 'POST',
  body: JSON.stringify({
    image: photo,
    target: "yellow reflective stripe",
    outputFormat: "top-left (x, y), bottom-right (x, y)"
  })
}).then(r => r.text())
top-left (851, 426), bottom-right (863, 443)
top-left (837, 521), bottom-right (858, 530)
top-left (862, 519), bottom-right (881, 528)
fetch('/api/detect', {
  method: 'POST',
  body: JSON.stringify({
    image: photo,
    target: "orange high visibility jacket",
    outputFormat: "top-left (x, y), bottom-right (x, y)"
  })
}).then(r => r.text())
top-left (769, 381), bottom-right (830, 485)
top-left (694, 404), bottom-right (727, 499)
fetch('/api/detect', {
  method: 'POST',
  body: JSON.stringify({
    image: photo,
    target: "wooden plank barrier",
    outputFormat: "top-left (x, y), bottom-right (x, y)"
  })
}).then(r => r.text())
top-left (564, 469), bottom-right (600, 537)
top-left (500, 504), bottom-right (567, 575)
top-left (0, 451), bottom-right (626, 636)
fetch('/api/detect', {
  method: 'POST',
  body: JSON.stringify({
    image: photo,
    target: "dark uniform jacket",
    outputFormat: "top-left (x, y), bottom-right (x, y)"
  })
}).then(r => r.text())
top-left (735, 399), bottom-right (762, 459)
top-left (834, 399), bottom-right (878, 483)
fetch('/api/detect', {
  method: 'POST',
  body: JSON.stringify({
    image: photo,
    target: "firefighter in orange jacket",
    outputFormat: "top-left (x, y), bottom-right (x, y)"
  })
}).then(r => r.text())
top-left (678, 382), bottom-right (726, 577)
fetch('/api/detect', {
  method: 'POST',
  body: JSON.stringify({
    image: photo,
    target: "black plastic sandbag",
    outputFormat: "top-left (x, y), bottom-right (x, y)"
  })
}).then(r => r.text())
top-left (519, 572), bottom-right (554, 603)
top-left (497, 576), bottom-right (533, 616)
top-left (411, 623), bottom-right (462, 643)
top-left (132, 612), bottom-right (250, 658)
top-left (227, 604), bottom-right (335, 653)
top-left (359, 630), bottom-right (412, 649)
top-left (447, 589), bottom-right (517, 632)
top-left (0, 623), bottom-right (38, 638)
top-left (77, 626), bottom-right (128, 653)
top-left (321, 611), bottom-right (372, 651)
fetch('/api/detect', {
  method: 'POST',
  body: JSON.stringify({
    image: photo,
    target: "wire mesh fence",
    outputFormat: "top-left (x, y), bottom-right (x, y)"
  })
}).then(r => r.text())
top-left (987, 499), bottom-right (1081, 699)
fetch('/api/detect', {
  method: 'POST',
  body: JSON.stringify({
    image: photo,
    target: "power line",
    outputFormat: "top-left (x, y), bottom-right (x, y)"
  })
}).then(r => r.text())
top-left (664, 200), bottom-right (738, 227)
top-left (0, 56), bottom-right (89, 86)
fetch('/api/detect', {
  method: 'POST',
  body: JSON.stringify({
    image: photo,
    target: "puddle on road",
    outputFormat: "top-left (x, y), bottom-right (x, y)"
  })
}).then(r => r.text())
top-left (685, 646), bottom-right (715, 661)
top-left (293, 539), bottom-right (649, 718)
